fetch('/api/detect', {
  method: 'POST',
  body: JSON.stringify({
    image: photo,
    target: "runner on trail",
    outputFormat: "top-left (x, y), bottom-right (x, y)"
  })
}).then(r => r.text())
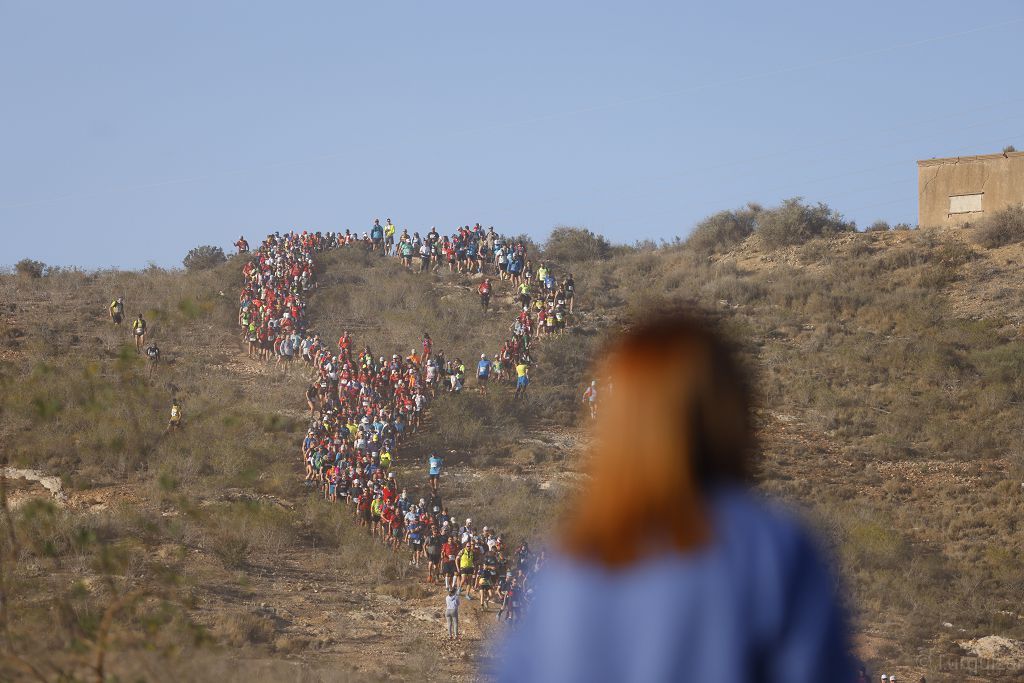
top-left (442, 543), bottom-right (458, 590)
top-left (370, 219), bottom-right (384, 251)
top-left (457, 542), bottom-right (475, 597)
top-left (421, 333), bottom-right (432, 362)
top-left (478, 277), bottom-right (492, 312)
top-left (582, 380), bottom-right (598, 419)
top-left (167, 398), bottom-right (182, 431)
top-left (478, 545), bottom-right (500, 610)
top-left (109, 297), bottom-right (124, 325)
top-left (476, 353), bottom-right (492, 393)
top-left (132, 313), bottom-right (147, 352)
top-left (517, 282), bottom-right (530, 309)
top-left (445, 587), bottom-right (462, 640)
top-left (425, 525), bottom-right (444, 584)
top-left (384, 219), bottom-right (396, 255)
top-left (563, 273), bottom-right (575, 312)
top-left (400, 239), bottom-right (415, 268)
top-left (145, 341), bottom-right (160, 374)
top-left (499, 575), bottom-right (521, 624)
top-left (231, 224), bottom-right (582, 628)
top-left (428, 451), bottom-right (443, 493)
top-left (305, 384), bottom-right (318, 417)
top-left (514, 361), bottom-right (530, 399)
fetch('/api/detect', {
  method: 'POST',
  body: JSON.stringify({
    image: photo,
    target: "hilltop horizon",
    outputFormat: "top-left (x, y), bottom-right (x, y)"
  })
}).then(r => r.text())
top-left (4, 2), bottom-right (1022, 270)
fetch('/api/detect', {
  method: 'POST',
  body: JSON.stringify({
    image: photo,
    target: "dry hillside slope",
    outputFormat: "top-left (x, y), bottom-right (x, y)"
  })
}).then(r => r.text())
top-left (2, 223), bottom-right (1024, 681)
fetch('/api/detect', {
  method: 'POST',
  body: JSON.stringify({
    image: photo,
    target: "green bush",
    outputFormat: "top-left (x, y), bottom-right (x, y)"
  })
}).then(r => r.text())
top-left (182, 245), bottom-right (227, 271)
top-left (973, 203), bottom-right (1024, 248)
top-left (15, 258), bottom-right (46, 278)
top-left (685, 204), bottom-right (760, 255)
top-left (757, 198), bottom-right (856, 249)
top-left (866, 220), bottom-right (891, 232)
top-left (543, 226), bottom-right (611, 264)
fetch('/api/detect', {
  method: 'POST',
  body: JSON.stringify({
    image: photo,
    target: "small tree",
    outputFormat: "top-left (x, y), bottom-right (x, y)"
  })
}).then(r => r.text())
top-left (757, 198), bottom-right (856, 249)
top-left (542, 227), bottom-right (611, 264)
top-left (866, 220), bottom-right (891, 233)
top-left (15, 258), bottom-right (46, 278)
top-left (685, 204), bottom-right (760, 255)
top-left (1003, 145), bottom-right (1017, 154)
top-left (974, 203), bottom-right (1024, 248)
top-left (183, 245), bottom-right (227, 272)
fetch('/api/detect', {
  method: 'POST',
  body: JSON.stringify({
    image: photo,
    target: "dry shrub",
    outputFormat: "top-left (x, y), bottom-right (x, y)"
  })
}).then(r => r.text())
top-left (7, 207), bottom-right (1024, 674)
top-left (973, 203), bottom-right (1024, 248)
top-left (16, 258), bottom-right (47, 278)
top-left (685, 204), bottom-right (760, 255)
top-left (183, 245), bottom-right (227, 272)
top-left (217, 612), bottom-right (276, 646)
top-left (543, 226), bottom-right (612, 264)
top-left (757, 197), bottom-right (856, 249)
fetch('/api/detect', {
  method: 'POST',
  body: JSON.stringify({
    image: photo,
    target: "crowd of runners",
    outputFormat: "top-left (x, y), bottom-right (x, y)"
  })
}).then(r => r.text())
top-left (235, 222), bottom-right (578, 636)
top-left (89, 219), bottom-right (875, 674)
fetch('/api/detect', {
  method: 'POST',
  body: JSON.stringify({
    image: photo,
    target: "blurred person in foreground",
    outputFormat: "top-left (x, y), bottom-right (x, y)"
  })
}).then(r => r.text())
top-left (493, 313), bottom-right (854, 683)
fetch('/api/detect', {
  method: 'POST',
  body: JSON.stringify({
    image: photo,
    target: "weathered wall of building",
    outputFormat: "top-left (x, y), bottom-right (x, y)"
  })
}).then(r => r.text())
top-left (917, 152), bottom-right (1024, 227)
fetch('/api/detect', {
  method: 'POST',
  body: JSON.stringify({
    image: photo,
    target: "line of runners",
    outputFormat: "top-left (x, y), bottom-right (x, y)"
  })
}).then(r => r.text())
top-left (236, 223), bottom-right (578, 634)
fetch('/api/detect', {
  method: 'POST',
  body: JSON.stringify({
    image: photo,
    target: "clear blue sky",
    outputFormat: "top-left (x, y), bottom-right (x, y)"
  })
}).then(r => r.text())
top-left (2, 1), bottom-right (1022, 269)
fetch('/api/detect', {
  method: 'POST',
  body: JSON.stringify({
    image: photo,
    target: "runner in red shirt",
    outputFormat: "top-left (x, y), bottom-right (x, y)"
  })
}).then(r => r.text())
top-left (478, 278), bottom-right (492, 312)
top-left (422, 333), bottom-right (433, 362)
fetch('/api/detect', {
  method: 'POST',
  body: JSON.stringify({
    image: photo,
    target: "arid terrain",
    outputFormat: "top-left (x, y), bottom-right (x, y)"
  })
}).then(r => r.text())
top-left (3, 206), bottom-right (1024, 681)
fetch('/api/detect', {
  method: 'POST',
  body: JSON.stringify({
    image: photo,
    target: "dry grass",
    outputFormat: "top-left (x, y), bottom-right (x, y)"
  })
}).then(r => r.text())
top-left (973, 203), bottom-right (1024, 248)
top-left (4, 223), bottom-right (1024, 679)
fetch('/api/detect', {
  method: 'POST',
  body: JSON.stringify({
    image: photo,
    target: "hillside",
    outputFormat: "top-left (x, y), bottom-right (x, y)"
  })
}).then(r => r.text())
top-left (3, 222), bottom-right (1024, 681)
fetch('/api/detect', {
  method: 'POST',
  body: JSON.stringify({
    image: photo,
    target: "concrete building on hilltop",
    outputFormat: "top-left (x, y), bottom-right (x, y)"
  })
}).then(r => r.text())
top-left (917, 150), bottom-right (1024, 228)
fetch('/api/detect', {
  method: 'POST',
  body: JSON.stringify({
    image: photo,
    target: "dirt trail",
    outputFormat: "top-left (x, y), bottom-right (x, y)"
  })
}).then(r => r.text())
top-left (170, 543), bottom-right (489, 681)
top-left (220, 242), bottom-right (570, 677)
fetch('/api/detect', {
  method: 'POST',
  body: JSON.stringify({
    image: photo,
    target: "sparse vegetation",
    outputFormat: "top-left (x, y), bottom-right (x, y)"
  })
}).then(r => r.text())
top-left (183, 244), bottom-right (227, 271)
top-left (15, 258), bottom-right (46, 278)
top-left (756, 197), bottom-right (856, 249)
top-left (3, 212), bottom-right (1024, 679)
top-left (685, 204), bottom-right (760, 255)
top-left (543, 226), bottom-right (613, 264)
top-left (973, 203), bottom-right (1024, 248)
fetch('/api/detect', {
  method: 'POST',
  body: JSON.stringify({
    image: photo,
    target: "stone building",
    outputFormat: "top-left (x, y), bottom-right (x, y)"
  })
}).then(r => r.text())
top-left (917, 150), bottom-right (1024, 227)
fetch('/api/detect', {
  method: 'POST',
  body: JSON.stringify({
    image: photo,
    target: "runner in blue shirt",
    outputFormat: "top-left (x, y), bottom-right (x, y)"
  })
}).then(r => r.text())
top-left (428, 451), bottom-right (443, 492)
top-left (477, 353), bottom-right (492, 394)
top-left (370, 219), bottom-right (384, 250)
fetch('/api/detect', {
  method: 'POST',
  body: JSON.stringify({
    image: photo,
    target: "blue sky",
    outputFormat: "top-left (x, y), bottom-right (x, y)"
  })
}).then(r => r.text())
top-left (2, 1), bottom-right (1022, 269)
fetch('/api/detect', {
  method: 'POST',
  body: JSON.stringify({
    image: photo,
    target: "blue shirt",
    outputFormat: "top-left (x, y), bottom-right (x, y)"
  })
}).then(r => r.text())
top-left (477, 360), bottom-right (491, 377)
top-left (428, 456), bottom-right (442, 476)
top-left (493, 488), bottom-right (853, 683)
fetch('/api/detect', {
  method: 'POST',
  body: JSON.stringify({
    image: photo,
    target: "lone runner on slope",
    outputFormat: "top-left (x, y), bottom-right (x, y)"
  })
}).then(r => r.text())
top-left (428, 451), bottom-right (443, 493)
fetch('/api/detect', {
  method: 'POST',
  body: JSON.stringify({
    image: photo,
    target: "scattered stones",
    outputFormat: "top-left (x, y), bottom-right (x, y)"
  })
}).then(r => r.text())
top-left (958, 635), bottom-right (1024, 670)
top-left (1, 467), bottom-right (67, 506)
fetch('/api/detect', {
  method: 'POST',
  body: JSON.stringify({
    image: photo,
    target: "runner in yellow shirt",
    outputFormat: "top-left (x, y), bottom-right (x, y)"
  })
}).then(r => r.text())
top-left (131, 313), bottom-right (147, 352)
top-left (514, 362), bottom-right (530, 399)
top-left (167, 399), bottom-right (183, 431)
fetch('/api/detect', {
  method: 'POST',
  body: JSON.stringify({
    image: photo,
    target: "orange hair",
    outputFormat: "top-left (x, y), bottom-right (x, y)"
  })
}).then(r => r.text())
top-left (560, 313), bottom-right (755, 567)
